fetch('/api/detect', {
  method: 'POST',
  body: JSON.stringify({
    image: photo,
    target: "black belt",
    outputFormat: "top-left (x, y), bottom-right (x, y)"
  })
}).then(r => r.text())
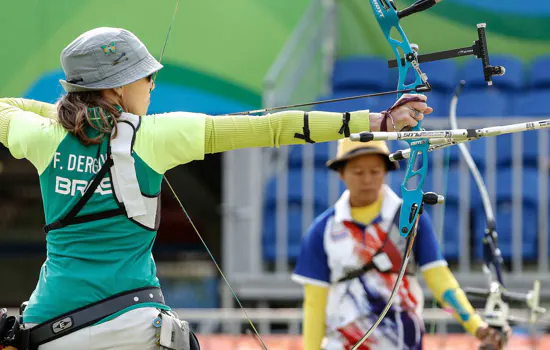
top-left (27, 287), bottom-right (165, 349)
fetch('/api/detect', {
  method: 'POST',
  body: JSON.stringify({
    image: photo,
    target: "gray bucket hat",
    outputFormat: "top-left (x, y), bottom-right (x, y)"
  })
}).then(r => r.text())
top-left (59, 27), bottom-right (163, 93)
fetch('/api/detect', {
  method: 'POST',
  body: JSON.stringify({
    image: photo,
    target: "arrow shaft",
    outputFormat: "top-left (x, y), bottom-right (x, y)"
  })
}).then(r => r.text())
top-left (351, 118), bottom-right (550, 142)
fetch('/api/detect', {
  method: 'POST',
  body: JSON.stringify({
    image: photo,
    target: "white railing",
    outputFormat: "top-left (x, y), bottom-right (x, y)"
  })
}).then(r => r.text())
top-left (6, 307), bottom-right (549, 335)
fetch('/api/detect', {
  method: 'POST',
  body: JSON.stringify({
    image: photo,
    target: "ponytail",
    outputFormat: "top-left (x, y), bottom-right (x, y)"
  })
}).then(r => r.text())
top-left (57, 91), bottom-right (121, 146)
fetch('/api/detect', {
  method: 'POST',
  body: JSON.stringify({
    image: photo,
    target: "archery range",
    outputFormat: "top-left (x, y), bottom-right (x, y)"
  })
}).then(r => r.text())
top-left (1, 0), bottom-right (550, 349)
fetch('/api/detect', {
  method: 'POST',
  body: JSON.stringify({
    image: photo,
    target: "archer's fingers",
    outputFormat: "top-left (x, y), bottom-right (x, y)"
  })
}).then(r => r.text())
top-left (406, 108), bottom-right (425, 122)
top-left (399, 115), bottom-right (420, 131)
top-left (399, 93), bottom-right (427, 102)
top-left (407, 100), bottom-right (433, 114)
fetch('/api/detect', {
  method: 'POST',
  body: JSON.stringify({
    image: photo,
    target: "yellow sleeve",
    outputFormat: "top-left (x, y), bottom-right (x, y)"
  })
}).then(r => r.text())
top-left (303, 284), bottom-right (328, 350)
top-left (204, 110), bottom-right (370, 154)
top-left (135, 109), bottom-right (370, 174)
top-left (422, 264), bottom-right (485, 336)
top-left (0, 102), bottom-right (67, 174)
top-left (0, 98), bottom-right (58, 119)
top-left (134, 112), bottom-right (207, 174)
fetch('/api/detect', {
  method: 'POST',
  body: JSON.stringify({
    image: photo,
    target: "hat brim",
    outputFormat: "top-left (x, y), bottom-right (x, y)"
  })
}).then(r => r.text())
top-left (60, 55), bottom-right (163, 93)
top-left (326, 147), bottom-right (399, 171)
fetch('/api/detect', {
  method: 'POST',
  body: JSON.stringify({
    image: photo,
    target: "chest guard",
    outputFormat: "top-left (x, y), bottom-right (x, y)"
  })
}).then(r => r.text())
top-left (44, 112), bottom-right (160, 234)
top-left (335, 204), bottom-right (417, 283)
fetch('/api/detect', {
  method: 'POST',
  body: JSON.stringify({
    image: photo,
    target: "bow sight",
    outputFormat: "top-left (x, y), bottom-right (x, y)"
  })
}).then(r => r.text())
top-left (387, 23), bottom-right (506, 87)
top-left (465, 282), bottom-right (546, 333)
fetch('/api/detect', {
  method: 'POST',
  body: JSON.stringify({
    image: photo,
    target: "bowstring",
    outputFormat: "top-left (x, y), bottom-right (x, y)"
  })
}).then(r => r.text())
top-left (429, 145), bottom-right (451, 335)
top-left (154, 1), bottom-right (268, 349)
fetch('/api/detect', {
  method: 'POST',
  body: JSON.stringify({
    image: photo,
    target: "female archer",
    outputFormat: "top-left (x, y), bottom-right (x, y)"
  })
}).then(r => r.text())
top-left (0, 27), bottom-right (429, 349)
top-left (292, 138), bottom-right (508, 349)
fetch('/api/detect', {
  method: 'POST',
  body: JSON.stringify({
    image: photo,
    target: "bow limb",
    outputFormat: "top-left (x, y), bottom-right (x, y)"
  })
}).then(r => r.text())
top-left (450, 82), bottom-right (547, 347)
top-left (154, 1), bottom-right (269, 349)
top-left (448, 81), bottom-right (510, 346)
top-left (448, 81), bottom-right (503, 286)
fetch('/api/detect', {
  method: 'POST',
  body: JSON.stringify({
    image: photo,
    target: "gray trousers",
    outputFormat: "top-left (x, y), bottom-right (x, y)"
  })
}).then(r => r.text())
top-left (27, 307), bottom-right (194, 350)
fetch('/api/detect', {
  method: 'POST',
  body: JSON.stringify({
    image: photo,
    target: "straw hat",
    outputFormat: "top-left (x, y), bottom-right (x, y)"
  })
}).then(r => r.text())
top-left (325, 138), bottom-right (399, 171)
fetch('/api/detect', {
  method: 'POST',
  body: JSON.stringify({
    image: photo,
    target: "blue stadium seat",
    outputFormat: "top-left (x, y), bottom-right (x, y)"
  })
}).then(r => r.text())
top-left (455, 90), bottom-right (509, 117)
top-left (159, 277), bottom-right (219, 308)
top-left (451, 133), bottom-right (539, 171)
top-left (425, 168), bottom-right (487, 260)
top-left (473, 168), bottom-right (538, 260)
top-left (438, 145), bottom-right (461, 169)
top-left (494, 132), bottom-right (540, 168)
top-left (263, 169), bottom-right (333, 261)
top-left (426, 91), bottom-right (453, 118)
top-left (440, 198), bottom-right (460, 260)
top-left (402, 60), bottom-right (459, 93)
top-left (530, 55), bottom-right (550, 89)
top-left (444, 137), bottom-right (521, 171)
top-left (438, 169), bottom-right (469, 260)
top-left (388, 168), bottom-right (405, 195)
top-left (372, 94), bottom-right (403, 112)
top-left (468, 139), bottom-right (488, 169)
top-left (461, 55), bottom-right (524, 91)
top-left (287, 143), bottom-right (333, 168)
top-left (511, 91), bottom-right (550, 116)
top-left (332, 56), bottom-right (392, 92)
top-left (437, 139), bottom-right (486, 170)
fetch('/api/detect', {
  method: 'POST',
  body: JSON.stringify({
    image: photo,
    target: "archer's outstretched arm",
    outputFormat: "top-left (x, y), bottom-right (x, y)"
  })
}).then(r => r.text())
top-left (134, 109), bottom-right (371, 174)
top-left (133, 93), bottom-right (432, 174)
top-left (204, 110), bottom-right (371, 154)
top-left (204, 93), bottom-right (432, 154)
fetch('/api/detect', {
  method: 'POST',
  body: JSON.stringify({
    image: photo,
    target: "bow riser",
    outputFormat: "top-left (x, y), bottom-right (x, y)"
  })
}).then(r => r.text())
top-left (350, 2), bottom-right (440, 348)
top-left (369, 0), bottom-right (431, 237)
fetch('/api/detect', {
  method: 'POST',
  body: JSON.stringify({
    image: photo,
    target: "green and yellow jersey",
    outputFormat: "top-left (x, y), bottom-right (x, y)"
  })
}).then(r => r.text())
top-left (0, 98), bottom-right (371, 324)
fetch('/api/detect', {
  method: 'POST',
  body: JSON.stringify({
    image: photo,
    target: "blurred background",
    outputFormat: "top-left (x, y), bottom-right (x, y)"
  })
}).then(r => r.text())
top-left (1, 0), bottom-right (550, 348)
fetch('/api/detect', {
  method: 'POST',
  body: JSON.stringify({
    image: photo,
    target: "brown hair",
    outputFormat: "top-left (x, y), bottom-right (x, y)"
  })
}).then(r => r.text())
top-left (57, 91), bottom-right (122, 146)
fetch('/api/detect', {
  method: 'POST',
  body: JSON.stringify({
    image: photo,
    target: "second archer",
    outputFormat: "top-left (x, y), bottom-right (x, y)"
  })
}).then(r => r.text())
top-left (292, 138), bottom-right (507, 350)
